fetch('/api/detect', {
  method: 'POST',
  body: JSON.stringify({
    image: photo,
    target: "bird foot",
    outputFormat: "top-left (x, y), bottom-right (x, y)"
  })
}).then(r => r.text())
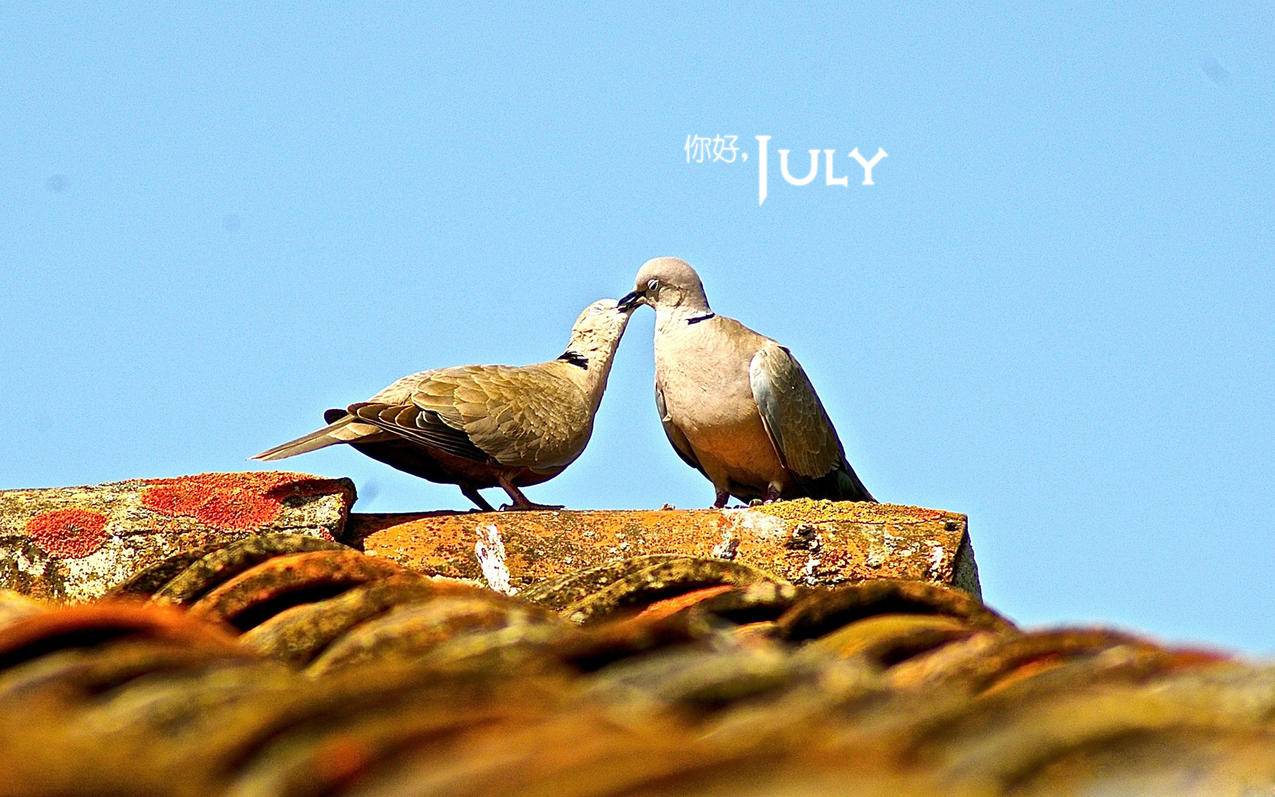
top-left (748, 498), bottom-right (764, 507)
top-left (499, 502), bottom-right (564, 512)
top-left (712, 491), bottom-right (731, 509)
top-left (496, 479), bottom-right (562, 511)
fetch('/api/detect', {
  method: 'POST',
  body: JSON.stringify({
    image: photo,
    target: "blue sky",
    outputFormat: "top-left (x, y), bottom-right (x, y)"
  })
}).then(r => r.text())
top-left (1, 4), bottom-right (1271, 653)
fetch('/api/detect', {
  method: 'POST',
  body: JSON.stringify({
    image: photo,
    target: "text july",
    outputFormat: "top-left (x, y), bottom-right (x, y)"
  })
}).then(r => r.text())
top-left (754, 135), bottom-right (887, 207)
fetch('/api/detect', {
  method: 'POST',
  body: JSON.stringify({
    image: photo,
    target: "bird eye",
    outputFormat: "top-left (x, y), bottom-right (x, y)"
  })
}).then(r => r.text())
top-left (647, 279), bottom-right (660, 291)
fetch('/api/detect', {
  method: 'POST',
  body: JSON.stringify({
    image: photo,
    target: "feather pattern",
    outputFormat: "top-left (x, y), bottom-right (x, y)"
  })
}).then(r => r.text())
top-left (749, 344), bottom-right (843, 480)
top-left (352, 364), bottom-right (593, 471)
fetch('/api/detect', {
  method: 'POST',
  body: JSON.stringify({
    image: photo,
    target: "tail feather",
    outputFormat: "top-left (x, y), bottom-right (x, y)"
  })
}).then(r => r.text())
top-left (252, 413), bottom-right (362, 461)
top-left (835, 462), bottom-right (876, 503)
top-left (799, 459), bottom-right (875, 502)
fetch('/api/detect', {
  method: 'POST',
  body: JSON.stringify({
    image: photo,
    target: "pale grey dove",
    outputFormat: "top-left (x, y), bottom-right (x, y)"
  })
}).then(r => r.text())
top-left (618, 257), bottom-right (875, 508)
top-left (253, 299), bottom-right (634, 511)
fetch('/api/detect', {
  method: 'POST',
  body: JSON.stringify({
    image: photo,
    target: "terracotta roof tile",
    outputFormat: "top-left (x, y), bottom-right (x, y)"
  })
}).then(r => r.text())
top-left (0, 473), bottom-right (1270, 794)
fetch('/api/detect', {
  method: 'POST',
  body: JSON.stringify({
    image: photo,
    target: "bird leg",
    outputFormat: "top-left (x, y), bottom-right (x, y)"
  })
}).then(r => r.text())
top-left (713, 491), bottom-right (730, 509)
top-left (460, 486), bottom-right (495, 513)
top-left (745, 485), bottom-right (781, 507)
top-left (498, 477), bottom-right (563, 511)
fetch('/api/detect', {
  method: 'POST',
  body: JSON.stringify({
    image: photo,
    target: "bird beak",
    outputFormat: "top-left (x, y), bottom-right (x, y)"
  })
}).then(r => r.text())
top-left (617, 290), bottom-right (644, 312)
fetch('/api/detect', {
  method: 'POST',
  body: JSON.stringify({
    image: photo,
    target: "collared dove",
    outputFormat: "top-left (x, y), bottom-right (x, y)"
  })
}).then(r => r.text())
top-left (253, 299), bottom-right (634, 511)
top-left (618, 257), bottom-right (875, 508)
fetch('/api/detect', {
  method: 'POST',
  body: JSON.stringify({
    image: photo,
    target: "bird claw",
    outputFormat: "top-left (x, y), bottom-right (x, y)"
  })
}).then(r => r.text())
top-left (499, 502), bottom-right (564, 512)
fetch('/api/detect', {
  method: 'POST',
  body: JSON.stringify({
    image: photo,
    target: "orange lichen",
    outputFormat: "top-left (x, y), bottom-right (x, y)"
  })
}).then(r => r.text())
top-left (141, 472), bottom-right (337, 531)
top-left (313, 737), bottom-right (373, 785)
top-left (757, 500), bottom-right (951, 524)
top-left (25, 508), bottom-right (109, 558)
top-left (352, 502), bottom-right (971, 595)
top-left (635, 585), bottom-right (736, 622)
top-left (981, 654), bottom-right (1067, 694)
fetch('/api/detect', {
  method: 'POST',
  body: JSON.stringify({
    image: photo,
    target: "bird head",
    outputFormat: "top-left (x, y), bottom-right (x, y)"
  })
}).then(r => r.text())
top-left (617, 257), bottom-right (710, 313)
top-left (560, 298), bottom-right (634, 368)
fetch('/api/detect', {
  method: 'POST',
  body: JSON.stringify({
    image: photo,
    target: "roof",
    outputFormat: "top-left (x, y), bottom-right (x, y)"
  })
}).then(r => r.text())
top-left (0, 472), bottom-right (1271, 795)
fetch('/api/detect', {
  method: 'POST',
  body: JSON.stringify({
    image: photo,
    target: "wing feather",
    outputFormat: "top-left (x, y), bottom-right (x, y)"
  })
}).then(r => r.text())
top-left (655, 381), bottom-right (706, 477)
top-left (749, 344), bottom-right (844, 480)
top-left (351, 364), bottom-right (591, 471)
top-left (348, 401), bottom-right (491, 462)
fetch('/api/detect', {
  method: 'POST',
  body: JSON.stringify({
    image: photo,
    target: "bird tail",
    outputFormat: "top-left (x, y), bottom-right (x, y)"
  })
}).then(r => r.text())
top-left (252, 411), bottom-right (359, 461)
top-left (795, 460), bottom-right (876, 503)
top-left (834, 461), bottom-right (876, 503)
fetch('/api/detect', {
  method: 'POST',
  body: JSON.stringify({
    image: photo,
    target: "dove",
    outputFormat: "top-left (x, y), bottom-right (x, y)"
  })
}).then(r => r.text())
top-left (253, 299), bottom-right (634, 511)
top-left (618, 257), bottom-right (874, 508)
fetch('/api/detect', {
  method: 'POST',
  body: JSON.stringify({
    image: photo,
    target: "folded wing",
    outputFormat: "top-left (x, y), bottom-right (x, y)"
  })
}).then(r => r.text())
top-left (350, 365), bottom-right (591, 472)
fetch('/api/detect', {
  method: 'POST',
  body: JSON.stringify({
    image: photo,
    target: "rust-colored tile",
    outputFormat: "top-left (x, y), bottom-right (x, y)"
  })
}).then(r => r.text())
top-left (155, 533), bottom-right (349, 606)
top-left (777, 579), bottom-right (1014, 642)
top-left (0, 602), bottom-right (242, 674)
top-left (808, 613), bottom-right (980, 667)
top-left (188, 549), bottom-right (412, 631)
top-left (239, 576), bottom-right (445, 667)
top-left (306, 593), bottom-right (560, 675)
top-left (563, 558), bottom-right (786, 625)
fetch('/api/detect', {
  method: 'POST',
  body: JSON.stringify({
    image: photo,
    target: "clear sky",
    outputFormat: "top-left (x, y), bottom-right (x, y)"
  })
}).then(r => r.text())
top-left (1, 4), bottom-right (1271, 653)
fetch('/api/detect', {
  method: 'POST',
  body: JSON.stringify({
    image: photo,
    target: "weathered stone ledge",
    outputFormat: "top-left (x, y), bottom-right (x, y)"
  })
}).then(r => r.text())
top-left (348, 500), bottom-right (979, 597)
top-left (0, 473), bottom-right (354, 602)
top-left (0, 472), bottom-right (980, 602)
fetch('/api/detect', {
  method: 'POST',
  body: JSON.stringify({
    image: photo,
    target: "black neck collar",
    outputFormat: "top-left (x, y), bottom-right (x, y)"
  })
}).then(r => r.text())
top-left (557, 350), bottom-right (588, 369)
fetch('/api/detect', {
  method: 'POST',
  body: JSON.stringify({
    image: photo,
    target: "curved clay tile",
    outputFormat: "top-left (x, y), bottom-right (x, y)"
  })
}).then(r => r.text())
top-left (187, 549), bottom-right (413, 631)
top-left (307, 592), bottom-right (563, 675)
top-left (153, 533), bottom-right (349, 606)
top-left (518, 554), bottom-right (695, 610)
top-left (0, 486), bottom-right (1270, 795)
top-left (807, 613), bottom-right (985, 669)
top-left (776, 578), bottom-right (1015, 641)
top-left (0, 602), bottom-right (244, 675)
top-left (110, 542), bottom-right (228, 599)
top-left (238, 576), bottom-right (444, 667)
top-left (562, 558), bottom-right (788, 625)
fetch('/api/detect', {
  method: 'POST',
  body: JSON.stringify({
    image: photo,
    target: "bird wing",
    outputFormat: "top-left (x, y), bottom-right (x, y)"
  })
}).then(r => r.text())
top-left (655, 380), bottom-right (706, 477)
top-left (346, 400), bottom-right (492, 462)
top-left (748, 343), bottom-right (845, 480)
top-left (353, 364), bottom-right (590, 471)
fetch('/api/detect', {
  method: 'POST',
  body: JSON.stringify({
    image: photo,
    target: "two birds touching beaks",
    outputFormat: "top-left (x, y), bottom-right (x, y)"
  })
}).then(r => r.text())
top-left (254, 258), bottom-right (875, 511)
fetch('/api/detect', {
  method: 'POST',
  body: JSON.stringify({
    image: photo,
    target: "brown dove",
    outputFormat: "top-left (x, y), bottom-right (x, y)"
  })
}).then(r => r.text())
top-left (618, 257), bottom-right (875, 508)
top-left (253, 299), bottom-right (634, 511)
